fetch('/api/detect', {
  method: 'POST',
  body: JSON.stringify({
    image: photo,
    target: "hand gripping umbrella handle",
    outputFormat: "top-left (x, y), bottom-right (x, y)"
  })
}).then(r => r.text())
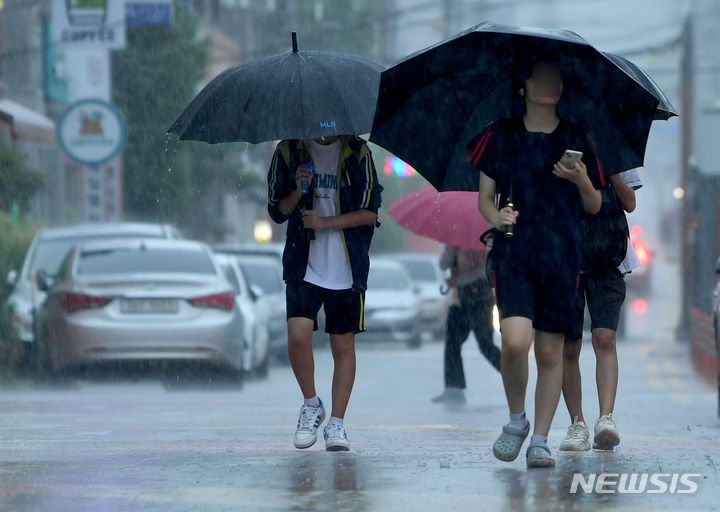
top-left (504, 201), bottom-right (515, 239)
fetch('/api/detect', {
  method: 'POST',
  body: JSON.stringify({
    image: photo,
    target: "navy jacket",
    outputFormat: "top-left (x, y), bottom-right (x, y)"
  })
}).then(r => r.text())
top-left (267, 136), bottom-right (383, 292)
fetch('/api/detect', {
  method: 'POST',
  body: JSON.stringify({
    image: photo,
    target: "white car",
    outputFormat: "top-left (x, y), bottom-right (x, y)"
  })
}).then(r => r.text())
top-left (214, 253), bottom-right (270, 377)
top-left (37, 239), bottom-right (244, 381)
top-left (364, 258), bottom-right (422, 348)
top-left (391, 252), bottom-right (450, 341)
top-left (6, 223), bottom-right (182, 364)
top-left (234, 255), bottom-right (288, 361)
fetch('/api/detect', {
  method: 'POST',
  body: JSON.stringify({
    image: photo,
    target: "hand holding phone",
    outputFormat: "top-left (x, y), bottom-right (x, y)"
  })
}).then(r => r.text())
top-left (559, 149), bottom-right (583, 169)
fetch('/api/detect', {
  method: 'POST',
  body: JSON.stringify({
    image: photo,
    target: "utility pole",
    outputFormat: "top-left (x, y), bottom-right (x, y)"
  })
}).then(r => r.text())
top-left (677, 10), bottom-right (693, 340)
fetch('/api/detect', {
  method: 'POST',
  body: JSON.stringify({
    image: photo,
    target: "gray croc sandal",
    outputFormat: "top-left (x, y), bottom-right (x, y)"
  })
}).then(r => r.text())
top-left (493, 422), bottom-right (530, 462)
top-left (526, 443), bottom-right (555, 468)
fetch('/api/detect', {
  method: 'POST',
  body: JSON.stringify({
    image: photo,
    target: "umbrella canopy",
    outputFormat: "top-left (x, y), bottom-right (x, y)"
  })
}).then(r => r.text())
top-left (388, 186), bottom-right (490, 251)
top-left (370, 22), bottom-right (670, 191)
top-left (601, 51), bottom-right (677, 120)
top-left (169, 33), bottom-right (383, 144)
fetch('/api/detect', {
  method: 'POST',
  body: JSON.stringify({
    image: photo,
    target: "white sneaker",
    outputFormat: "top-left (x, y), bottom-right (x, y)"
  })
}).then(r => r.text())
top-left (323, 422), bottom-right (350, 452)
top-left (293, 400), bottom-right (326, 449)
top-left (431, 387), bottom-right (466, 404)
top-left (594, 413), bottom-right (620, 450)
top-left (559, 416), bottom-right (591, 451)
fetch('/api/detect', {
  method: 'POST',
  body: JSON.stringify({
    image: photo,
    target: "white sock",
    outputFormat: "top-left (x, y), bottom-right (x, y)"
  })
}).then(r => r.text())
top-left (304, 396), bottom-right (321, 407)
top-left (530, 434), bottom-right (548, 446)
top-left (508, 412), bottom-right (528, 430)
top-left (327, 416), bottom-right (343, 427)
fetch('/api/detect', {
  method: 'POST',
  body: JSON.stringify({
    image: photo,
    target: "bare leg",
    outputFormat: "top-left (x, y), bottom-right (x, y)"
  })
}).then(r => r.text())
top-left (533, 330), bottom-right (565, 436)
top-left (562, 339), bottom-right (586, 423)
top-left (329, 332), bottom-right (356, 419)
top-left (592, 327), bottom-right (618, 416)
top-left (499, 317), bottom-right (534, 415)
top-left (287, 317), bottom-right (317, 399)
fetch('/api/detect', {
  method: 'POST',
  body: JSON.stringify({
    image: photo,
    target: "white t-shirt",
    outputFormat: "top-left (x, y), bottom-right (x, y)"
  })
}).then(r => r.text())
top-left (618, 169), bottom-right (643, 274)
top-left (303, 139), bottom-right (353, 290)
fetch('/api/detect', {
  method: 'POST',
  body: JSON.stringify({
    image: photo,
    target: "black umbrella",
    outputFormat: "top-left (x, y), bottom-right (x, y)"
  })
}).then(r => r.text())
top-left (370, 22), bottom-right (673, 191)
top-left (169, 33), bottom-right (383, 144)
top-left (601, 51), bottom-right (677, 120)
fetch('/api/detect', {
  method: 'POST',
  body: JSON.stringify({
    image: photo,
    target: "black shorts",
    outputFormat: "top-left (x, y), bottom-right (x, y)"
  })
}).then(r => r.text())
top-left (493, 265), bottom-right (578, 334)
top-left (286, 280), bottom-right (365, 335)
top-left (566, 267), bottom-right (626, 342)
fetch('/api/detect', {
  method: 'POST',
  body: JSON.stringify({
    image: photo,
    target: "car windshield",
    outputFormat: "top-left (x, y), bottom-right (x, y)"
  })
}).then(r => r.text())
top-left (368, 266), bottom-right (411, 290)
top-left (238, 262), bottom-right (283, 294)
top-left (77, 248), bottom-right (217, 275)
top-left (400, 260), bottom-right (438, 282)
top-left (29, 234), bottom-right (164, 277)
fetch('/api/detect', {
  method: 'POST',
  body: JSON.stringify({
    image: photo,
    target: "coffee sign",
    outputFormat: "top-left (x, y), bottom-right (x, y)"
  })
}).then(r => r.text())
top-left (52, 0), bottom-right (126, 49)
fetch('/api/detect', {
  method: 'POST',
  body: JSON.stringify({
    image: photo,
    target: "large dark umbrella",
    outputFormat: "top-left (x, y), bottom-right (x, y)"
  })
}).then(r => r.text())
top-left (169, 33), bottom-right (383, 144)
top-left (370, 22), bottom-right (674, 191)
top-left (601, 51), bottom-right (677, 120)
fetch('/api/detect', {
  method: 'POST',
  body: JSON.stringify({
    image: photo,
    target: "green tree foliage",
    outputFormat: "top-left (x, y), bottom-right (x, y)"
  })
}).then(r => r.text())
top-left (112, 3), bottom-right (209, 225)
top-left (0, 142), bottom-right (44, 214)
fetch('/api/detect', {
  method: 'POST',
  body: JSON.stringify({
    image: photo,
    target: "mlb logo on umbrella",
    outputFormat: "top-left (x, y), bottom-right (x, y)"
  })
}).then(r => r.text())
top-left (320, 121), bottom-right (336, 128)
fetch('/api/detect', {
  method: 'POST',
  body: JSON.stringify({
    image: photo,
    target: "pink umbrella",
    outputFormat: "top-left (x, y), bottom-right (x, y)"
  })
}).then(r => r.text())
top-left (387, 186), bottom-right (490, 251)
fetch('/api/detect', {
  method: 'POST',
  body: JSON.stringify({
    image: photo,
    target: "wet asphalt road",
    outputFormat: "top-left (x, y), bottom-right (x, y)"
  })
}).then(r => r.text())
top-left (1, 259), bottom-right (719, 512)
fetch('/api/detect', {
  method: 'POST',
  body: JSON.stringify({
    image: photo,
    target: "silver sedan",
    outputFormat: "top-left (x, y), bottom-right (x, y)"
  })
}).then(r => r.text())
top-left (37, 239), bottom-right (244, 378)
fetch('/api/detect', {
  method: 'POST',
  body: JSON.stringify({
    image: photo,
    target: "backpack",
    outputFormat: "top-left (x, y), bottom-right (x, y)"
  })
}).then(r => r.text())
top-left (579, 185), bottom-right (629, 272)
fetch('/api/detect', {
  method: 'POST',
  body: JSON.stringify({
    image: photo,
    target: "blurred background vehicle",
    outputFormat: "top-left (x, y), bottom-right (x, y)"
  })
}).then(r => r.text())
top-left (391, 252), bottom-right (449, 341)
top-left (5, 223), bottom-right (183, 368)
top-left (625, 224), bottom-right (653, 295)
top-left (35, 238), bottom-right (243, 383)
top-left (364, 258), bottom-right (422, 348)
top-left (234, 254), bottom-right (288, 363)
top-left (211, 242), bottom-right (284, 266)
top-left (214, 253), bottom-right (270, 377)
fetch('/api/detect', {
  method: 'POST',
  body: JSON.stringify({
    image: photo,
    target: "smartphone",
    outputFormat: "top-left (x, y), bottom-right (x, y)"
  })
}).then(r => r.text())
top-left (560, 149), bottom-right (583, 169)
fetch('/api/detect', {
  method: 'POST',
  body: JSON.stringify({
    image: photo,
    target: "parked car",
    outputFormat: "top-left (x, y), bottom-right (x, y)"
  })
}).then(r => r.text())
top-left (6, 223), bottom-right (183, 359)
top-left (35, 239), bottom-right (243, 382)
top-left (234, 255), bottom-right (288, 361)
top-left (364, 258), bottom-right (422, 348)
top-left (213, 243), bottom-right (316, 353)
top-left (212, 242), bottom-right (284, 266)
top-left (391, 252), bottom-right (449, 341)
top-left (214, 253), bottom-right (270, 377)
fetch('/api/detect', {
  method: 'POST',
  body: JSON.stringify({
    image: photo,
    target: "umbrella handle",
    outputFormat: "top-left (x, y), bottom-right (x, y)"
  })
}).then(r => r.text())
top-left (440, 284), bottom-right (449, 295)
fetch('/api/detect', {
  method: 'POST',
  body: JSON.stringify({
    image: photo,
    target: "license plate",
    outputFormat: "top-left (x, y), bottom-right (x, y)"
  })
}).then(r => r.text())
top-left (120, 299), bottom-right (178, 314)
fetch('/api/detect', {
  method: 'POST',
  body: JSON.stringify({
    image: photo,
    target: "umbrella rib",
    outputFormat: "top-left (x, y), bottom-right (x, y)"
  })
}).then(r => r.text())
top-left (296, 52), bottom-right (308, 140)
top-left (313, 57), bottom-right (356, 135)
top-left (238, 54), bottom-right (293, 143)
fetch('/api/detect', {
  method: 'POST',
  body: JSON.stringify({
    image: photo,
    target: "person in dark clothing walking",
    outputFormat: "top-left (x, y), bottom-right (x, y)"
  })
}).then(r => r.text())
top-left (472, 52), bottom-right (602, 468)
top-left (432, 245), bottom-right (500, 404)
top-left (559, 169), bottom-right (641, 452)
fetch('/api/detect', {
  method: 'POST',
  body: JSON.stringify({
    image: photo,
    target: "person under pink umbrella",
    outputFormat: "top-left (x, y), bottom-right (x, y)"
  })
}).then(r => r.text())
top-left (388, 187), bottom-right (500, 404)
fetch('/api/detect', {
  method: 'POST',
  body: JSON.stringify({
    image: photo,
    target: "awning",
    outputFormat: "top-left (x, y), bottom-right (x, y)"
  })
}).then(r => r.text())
top-left (0, 98), bottom-right (55, 146)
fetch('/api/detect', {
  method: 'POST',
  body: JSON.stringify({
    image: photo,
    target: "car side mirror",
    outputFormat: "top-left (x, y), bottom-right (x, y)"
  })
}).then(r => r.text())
top-left (35, 270), bottom-right (54, 292)
top-left (249, 284), bottom-right (264, 301)
top-left (7, 269), bottom-right (17, 288)
top-left (716, 257), bottom-right (720, 275)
